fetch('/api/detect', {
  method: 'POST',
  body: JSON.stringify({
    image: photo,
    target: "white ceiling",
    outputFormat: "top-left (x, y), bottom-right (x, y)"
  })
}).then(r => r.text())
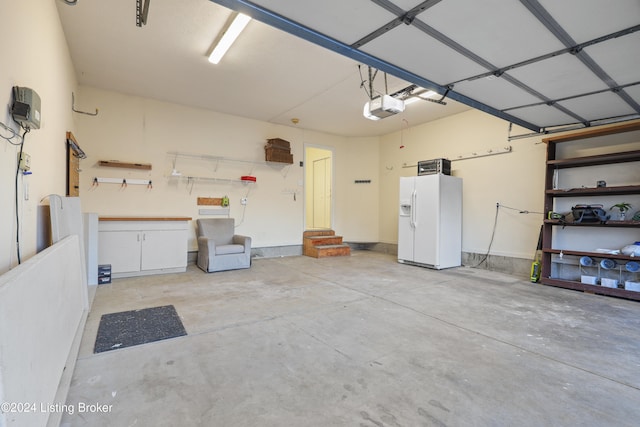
top-left (55, 0), bottom-right (470, 138)
top-left (208, 0), bottom-right (640, 133)
top-left (56, 0), bottom-right (640, 138)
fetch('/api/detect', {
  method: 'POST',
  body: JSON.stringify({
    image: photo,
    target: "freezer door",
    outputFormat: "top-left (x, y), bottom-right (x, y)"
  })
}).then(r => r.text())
top-left (398, 177), bottom-right (415, 262)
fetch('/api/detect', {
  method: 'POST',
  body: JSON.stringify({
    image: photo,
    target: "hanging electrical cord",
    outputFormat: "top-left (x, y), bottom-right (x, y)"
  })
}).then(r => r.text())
top-left (497, 203), bottom-right (545, 215)
top-left (472, 202), bottom-right (545, 268)
top-left (473, 203), bottom-right (500, 268)
top-left (399, 118), bottom-right (409, 149)
top-left (235, 186), bottom-right (253, 228)
top-left (14, 128), bottom-right (30, 264)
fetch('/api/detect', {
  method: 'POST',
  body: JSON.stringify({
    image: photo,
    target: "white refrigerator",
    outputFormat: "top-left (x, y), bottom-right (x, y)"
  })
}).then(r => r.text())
top-left (398, 174), bottom-right (462, 269)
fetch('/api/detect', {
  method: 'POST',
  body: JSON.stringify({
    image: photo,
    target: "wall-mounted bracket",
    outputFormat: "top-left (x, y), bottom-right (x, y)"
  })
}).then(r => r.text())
top-left (136, 0), bottom-right (151, 27)
top-left (72, 92), bottom-right (98, 116)
top-left (402, 146), bottom-right (512, 168)
top-left (451, 145), bottom-right (512, 161)
top-left (92, 177), bottom-right (153, 189)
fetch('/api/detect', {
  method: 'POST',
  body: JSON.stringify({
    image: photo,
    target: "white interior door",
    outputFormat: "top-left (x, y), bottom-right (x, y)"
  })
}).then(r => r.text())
top-left (312, 157), bottom-right (331, 229)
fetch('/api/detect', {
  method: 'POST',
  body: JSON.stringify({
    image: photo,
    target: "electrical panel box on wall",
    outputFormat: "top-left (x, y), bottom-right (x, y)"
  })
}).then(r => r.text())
top-left (12, 86), bottom-right (41, 130)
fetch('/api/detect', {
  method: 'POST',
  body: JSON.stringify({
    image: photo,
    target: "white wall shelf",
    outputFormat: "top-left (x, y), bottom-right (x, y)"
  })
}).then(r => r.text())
top-left (167, 175), bottom-right (256, 184)
top-left (167, 150), bottom-right (291, 178)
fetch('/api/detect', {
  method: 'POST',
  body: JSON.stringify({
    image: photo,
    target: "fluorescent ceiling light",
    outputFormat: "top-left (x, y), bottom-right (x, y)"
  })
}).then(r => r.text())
top-left (208, 13), bottom-right (251, 65)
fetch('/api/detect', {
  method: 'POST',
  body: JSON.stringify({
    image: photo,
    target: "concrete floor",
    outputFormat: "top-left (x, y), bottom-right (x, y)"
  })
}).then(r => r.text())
top-left (61, 251), bottom-right (640, 426)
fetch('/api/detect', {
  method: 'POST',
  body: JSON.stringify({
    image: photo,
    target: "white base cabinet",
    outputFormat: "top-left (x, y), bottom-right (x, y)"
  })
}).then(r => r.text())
top-left (98, 217), bottom-right (191, 278)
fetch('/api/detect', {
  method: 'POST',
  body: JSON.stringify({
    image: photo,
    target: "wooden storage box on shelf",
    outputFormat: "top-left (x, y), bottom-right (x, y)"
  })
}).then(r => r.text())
top-left (265, 146), bottom-right (293, 164)
top-left (266, 138), bottom-right (291, 150)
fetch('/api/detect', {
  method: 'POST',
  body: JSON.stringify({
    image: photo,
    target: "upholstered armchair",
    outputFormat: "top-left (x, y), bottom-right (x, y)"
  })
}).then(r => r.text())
top-left (196, 218), bottom-right (251, 272)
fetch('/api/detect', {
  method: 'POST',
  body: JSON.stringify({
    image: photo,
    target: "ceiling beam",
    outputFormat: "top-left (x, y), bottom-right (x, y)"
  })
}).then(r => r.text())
top-left (409, 19), bottom-right (587, 124)
top-left (453, 24), bottom-right (640, 85)
top-left (351, 0), bottom-right (442, 48)
top-left (353, 0), bottom-right (587, 125)
top-left (504, 81), bottom-right (640, 113)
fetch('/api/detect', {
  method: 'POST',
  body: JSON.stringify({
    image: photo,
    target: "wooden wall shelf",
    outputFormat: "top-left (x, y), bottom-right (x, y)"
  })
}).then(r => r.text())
top-left (99, 160), bottom-right (152, 170)
top-left (197, 197), bottom-right (224, 206)
top-left (546, 149), bottom-right (640, 169)
top-left (99, 216), bottom-right (191, 221)
top-left (541, 121), bottom-right (640, 144)
top-left (546, 185), bottom-right (640, 197)
top-left (544, 219), bottom-right (640, 228)
top-left (543, 248), bottom-right (638, 261)
top-left (541, 278), bottom-right (640, 302)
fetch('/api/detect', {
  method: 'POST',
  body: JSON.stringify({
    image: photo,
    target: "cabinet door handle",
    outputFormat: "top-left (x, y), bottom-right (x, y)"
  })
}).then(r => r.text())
top-left (137, 234), bottom-right (140, 242)
top-left (143, 233), bottom-right (146, 241)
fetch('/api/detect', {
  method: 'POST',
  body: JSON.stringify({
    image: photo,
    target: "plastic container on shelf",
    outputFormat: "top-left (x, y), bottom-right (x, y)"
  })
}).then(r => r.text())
top-left (626, 261), bottom-right (640, 272)
top-left (600, 258), bottom-right (617, 270)
top-left (579, 256), bottom-right (594, 266)
top-left (621, 242), bottom-right (640, 257)
top-left (625, 281), bottom-right (640, 292)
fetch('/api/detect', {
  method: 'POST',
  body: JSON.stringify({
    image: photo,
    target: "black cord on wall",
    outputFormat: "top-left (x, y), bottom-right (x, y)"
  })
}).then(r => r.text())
top-left (14, 128), bottom-right (29, 264)
top-left (473, 202), bottom-right (545, 268)
top-left (473, 203), bottom-right (500, 268)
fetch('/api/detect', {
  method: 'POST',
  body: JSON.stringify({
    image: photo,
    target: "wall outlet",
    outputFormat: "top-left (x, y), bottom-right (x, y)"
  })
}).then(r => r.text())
top-left (240, 197), bottom-right (247, 205)
top-left (18, 152), bottom-right (31, 171)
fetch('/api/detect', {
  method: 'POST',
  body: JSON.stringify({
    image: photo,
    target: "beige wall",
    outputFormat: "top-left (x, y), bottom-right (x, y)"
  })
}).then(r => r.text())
top-left (0, 0), bottom-right (77, 273)
top-left (74, 87), bottom-right (380, 250)
top-left (379, 109), bottom-right (546, 260)
top-left (335, 136), bottom-right (380, 243)
top-left (0, 3), bottom-right (86, 425)
top-left (3, 1), bottom-right (622, 271)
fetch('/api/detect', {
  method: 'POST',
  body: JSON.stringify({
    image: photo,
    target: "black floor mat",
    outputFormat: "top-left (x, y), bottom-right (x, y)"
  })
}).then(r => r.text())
top-left (94, 305), bottom-right (187, 353)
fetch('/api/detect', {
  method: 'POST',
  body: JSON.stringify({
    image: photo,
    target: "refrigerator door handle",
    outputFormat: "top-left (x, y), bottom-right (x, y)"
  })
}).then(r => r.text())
top-left (411, 190), bottom-right (417, 228)
top-left (409, 191), bottom-right (414, 227)
top-left (410, 190), bottom-right (418, 228)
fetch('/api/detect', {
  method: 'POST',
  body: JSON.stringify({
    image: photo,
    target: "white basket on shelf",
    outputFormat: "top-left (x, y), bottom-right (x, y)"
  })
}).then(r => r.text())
top-left (625, 281), bottom-right (640, 292)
